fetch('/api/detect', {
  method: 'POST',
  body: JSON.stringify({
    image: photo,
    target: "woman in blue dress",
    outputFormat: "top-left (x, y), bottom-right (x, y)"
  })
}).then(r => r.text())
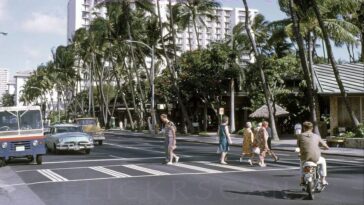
top-left (217, 116), bottom-right (232, 164)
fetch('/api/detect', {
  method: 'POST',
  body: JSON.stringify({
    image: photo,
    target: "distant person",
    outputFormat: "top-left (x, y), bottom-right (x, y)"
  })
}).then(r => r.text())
top-left (297, 121), bottom-right (329, 186)
top-left (254, 122), bottom-right (262, 137)
top-left (255, 121), bottom-right (279, 167)
top-left (217, 116), bottom-right (232, 165)
top-left (160, 114), bottom-right (179, 165)
top-left (294, 122), bottom-right (302, 136)
top-left (240, 122), bottom-right (255, 165)
top-left (265, 122), bottom-right (279, 162)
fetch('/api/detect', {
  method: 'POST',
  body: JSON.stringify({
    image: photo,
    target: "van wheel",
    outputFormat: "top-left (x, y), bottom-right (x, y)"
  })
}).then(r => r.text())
top-left (85, 149), bottom-right (91, 154)
top-left (98, 140), bottom-right (103, 146)
top-left (27, 156), bottom-right (34, 162)
top-left (36, 155), bottom-right (42, 165)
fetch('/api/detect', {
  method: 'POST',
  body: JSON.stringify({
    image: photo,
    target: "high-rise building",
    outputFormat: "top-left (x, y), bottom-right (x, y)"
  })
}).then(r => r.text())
top-left (67, 0), bottom-right (258, 54)
top-left (0, 68), bottom-right (9, 102)
top-left (67, 0), bottom-right (106, 42)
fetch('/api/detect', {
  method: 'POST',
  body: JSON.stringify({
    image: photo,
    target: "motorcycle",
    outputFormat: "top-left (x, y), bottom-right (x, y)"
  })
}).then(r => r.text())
top-left (295, 148), bottom-right (326, 200)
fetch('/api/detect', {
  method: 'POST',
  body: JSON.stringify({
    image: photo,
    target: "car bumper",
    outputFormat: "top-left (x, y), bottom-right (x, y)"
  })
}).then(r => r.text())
top-left (56, 144), bottom-right (94, 151)
top-left (92, 135), bottom-right (105, 141)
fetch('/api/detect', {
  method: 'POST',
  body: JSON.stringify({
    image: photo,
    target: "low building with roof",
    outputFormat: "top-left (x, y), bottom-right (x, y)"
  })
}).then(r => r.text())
top-left (313, 63), bottom-right (364, 135)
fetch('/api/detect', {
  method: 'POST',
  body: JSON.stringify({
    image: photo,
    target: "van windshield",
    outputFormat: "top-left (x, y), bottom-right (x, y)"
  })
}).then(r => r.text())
top-left (0, 109), bottom-right (43, 136)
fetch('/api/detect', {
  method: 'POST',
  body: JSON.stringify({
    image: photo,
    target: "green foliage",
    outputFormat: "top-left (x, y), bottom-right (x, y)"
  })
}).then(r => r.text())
top-left (1, 93), bottom-right (15, 106)
top-left (354, 124), bottom-right (364, 138)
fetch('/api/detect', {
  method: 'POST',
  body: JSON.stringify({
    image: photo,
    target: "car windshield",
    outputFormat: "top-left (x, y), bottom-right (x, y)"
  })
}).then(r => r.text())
top-left (76, 119), bottom-right (97, 126)
top-left (56, 126), bottom-right (83, 133)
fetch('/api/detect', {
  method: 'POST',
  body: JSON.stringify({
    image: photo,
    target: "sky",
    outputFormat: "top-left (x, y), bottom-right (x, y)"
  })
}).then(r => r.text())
top-left (0, 0), bottom-right (361, 77)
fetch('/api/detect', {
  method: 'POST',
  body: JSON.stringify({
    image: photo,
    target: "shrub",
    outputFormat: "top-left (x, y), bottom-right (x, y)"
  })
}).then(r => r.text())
top-left (354, 124), bottom-right (364, 138)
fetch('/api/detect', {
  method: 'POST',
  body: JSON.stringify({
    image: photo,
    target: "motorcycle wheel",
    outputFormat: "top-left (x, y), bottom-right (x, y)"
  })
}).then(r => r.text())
top-left (307, 181), bottom-right (315, 200)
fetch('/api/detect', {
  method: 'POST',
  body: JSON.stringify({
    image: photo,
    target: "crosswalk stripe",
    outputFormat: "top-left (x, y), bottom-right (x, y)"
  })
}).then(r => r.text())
top-left (123, 165), bottom-right (170, 176)
top-left (37, 169), bottom-right (68, 182)
top-left (196, 161), bottom-right (255, 172)
top-left (172, 163), bottom-right (222, 173)
top-left (90, 166), bottom-right (130, 178)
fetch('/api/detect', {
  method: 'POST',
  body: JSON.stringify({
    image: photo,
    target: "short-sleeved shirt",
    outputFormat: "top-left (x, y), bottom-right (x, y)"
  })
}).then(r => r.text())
top-left (297, 131), bottom-right (326, 162)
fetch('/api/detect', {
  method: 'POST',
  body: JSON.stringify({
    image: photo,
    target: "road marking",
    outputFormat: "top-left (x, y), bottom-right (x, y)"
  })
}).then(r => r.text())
top-left (2, 167), bottom-right (300, 188)
top-left (104, 142), bottom-right (165, 154)
top-left (172, 163), bottom-right (222, 173)
top-left (37, 169), bottom-right (68, 182)
top-left (104, 142), bottom-right (193, 157)
top-left (123, 164), bottom-right (170, 176)
top-left (90, 166), bottom-right (130, 178)
top-left (42, 156), bottom-right (166, 165)
top-left (327, 159), bottom-right (364, 164)
top-left (196, 161), bottom-right (255, 172)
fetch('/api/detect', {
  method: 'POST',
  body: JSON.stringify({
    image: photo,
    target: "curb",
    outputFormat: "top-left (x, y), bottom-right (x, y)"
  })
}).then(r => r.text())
top-left (104, 131), bottom-right (364, 158)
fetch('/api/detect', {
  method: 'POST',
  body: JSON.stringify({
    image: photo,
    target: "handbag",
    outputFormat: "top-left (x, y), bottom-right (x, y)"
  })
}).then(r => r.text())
top-left (252, 146), bottom-right (260, 155)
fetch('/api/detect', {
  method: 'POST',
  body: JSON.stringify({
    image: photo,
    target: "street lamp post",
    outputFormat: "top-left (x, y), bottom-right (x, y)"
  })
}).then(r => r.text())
top-left (125, 40), bottom-right (156, 135)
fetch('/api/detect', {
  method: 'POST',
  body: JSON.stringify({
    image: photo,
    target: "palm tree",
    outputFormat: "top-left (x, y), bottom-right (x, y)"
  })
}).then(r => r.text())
top-left (157, 0), bottom-right (193, 133)
top-left (242, 0), bottom-right (280, 140)
top-left (311, 0), bottom-right (360, 127)
top-left (176, 0), bottom-right (220, 49)
top-left (288, 0), bottom-right (320, 134)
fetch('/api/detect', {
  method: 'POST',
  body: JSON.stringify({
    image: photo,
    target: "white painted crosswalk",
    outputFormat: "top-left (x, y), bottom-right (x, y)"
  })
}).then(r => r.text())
top-left (37, 169), bottom-right (69, 182)
top-left (172, 162), bottom-right (222, 173)
top-left (90, 166), bottom-right (130, 178)
top-left (15, 158), bottom-right (360, 187)
top-left (123, 164), bottom-right (170, 176)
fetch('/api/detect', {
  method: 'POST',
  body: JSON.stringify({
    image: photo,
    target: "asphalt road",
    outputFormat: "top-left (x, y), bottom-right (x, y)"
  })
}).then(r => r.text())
top-left (0, 133), bottom-right (363, 205)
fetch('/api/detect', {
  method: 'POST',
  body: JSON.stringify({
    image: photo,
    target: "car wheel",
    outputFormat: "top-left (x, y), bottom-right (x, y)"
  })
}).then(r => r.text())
top-left (98, 140), bottom-right (103, 146)
top-left (85, 149), bottom-right (91, 154)
top-left (36, 155), bottom-right (42, 165)
top-left (46, 145), bottom-right (51, 154)
top-left (54, 144), bottom-right (59, 154)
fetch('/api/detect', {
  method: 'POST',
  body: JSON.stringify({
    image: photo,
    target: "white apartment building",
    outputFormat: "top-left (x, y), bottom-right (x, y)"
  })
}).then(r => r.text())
top-left (6, 78), bottom-right (16, 95)
top-left (0, 68), bottom-right (9, 103)
top-left (67, 0), bottom-right (106, 42)
top-left (67, 0), bottom-right (258, 54)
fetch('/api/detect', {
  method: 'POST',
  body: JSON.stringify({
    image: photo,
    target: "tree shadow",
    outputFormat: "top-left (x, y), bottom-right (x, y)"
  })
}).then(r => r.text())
top-left (225, 189), bottom-right (310, 200)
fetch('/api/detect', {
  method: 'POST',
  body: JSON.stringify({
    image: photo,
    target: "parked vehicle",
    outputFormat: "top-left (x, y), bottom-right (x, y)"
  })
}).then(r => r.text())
top-left (45, 124), bottom-right (94, 154)
top-left (0, 106), bottom-right (46, 166)
top-left (75, 118), bottom-right (105, 145)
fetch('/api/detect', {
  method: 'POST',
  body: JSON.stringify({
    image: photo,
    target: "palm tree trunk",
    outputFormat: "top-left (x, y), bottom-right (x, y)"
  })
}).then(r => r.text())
top-left (157, 0), bottom-right (193, 133)
top-left (230, 79), bottom-right (236, 133)
top-left (289, 1), bottom-right (320, 136)
top-left (361, 35), bottom-right (364, 62)
top-left (312, 0), bottom-right (360, 127)
top-left (192, 17), bottom-right (201, 49)
top-left (242, 0), bottom-right (279, 140)
top-left (169, 0), bottom-right (178, 63)
top-left (127, 21), bottom-right (145, 129)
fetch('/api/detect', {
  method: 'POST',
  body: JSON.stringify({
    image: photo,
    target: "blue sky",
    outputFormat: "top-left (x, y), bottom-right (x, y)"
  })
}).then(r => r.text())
top-left (0, 0), bottom-right (360, 76)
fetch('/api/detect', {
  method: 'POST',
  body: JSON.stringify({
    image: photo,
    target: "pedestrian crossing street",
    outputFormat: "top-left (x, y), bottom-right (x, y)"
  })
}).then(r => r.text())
top-left (7, 160), bottom-right (301, 187)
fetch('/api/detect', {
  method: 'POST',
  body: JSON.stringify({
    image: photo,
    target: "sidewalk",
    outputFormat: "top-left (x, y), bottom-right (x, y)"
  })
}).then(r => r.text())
top-left (105, 129), bottom-right (364, 158)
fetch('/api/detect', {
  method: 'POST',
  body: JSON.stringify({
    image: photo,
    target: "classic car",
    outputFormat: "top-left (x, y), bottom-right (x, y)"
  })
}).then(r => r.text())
top-left (45, 124), bottom-right (94, 154)
top-left (74, 118), bottom-right (105, 145)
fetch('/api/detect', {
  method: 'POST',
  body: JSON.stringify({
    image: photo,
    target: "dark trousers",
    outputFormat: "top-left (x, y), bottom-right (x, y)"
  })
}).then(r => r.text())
top-left (268, 137), bottom-right (272, 150)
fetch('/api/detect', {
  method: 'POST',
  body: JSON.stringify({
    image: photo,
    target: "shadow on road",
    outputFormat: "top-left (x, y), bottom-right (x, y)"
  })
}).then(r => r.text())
top-left (225, 189), bottom-right (310, 200)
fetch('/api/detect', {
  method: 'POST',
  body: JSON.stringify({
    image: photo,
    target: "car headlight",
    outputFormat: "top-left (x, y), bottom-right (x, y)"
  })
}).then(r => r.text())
top-left (32, 140), bottom-right (39, 147)
top-left (1, 142), bottom-right (8, 149)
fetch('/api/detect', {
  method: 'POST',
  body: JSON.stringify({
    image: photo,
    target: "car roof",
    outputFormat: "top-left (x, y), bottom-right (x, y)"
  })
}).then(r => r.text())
top-left (51, 123), bottom-right (81, 128)
top-left (75, 118), bottom-right (96, 120)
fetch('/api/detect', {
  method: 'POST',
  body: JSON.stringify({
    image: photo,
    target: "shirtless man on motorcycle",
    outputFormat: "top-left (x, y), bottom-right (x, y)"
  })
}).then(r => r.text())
top-left (297, 121), bottom-right (330, 186)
